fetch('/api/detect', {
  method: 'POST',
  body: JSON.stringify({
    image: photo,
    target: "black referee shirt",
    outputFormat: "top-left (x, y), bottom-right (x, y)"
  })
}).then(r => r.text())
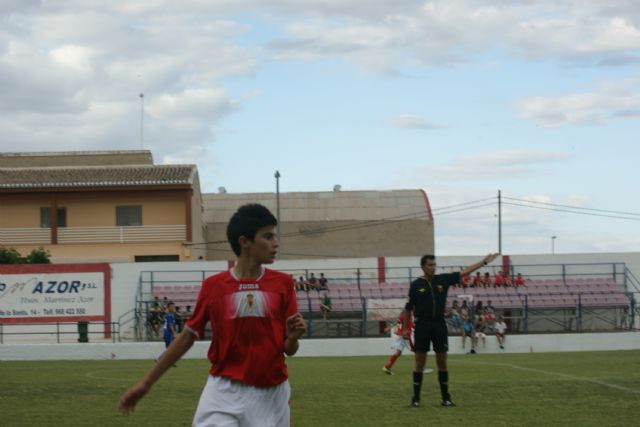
top-left (405, 272), bottom-right (460, 321)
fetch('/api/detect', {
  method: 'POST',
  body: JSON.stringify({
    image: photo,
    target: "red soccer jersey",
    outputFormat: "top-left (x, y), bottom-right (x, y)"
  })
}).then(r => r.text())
top-left (185, 267), bottom-right (297, 388)
top-left (395, 312), bottom-right (413, 336)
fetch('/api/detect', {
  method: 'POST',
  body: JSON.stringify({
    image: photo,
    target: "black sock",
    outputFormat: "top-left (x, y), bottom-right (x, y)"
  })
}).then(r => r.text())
top-left (413, 371), bottom-right (423, 401)
top-left (438, 371), bottom-right (449, 401)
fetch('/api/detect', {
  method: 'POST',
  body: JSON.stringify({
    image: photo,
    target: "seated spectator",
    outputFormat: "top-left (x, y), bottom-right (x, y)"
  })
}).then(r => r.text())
top-left (473, 272), bottom-right (482, 288)
top-left (502, 271), bottom-right (513, 287)
top-left (475, 312), bottom-right (487, 349)
top-left (482, 272), bottom-right (493, 288)
top-left (475, 300), bottom-right (484, 316)
top-left (183, 305), bottom-right (193, 321)
top-left (460, 299), bottom-right (470, 319)
top-left (296, 276), bottom-right (309, 292)
top-left (514, 273), bottom-right (525, 287)
top-left (149, 296), bottom-right (163, 336)
top-left (308, 273), bottom-right (318, 291)
top-left (319, 292), bottom-right (332, 320)
top-left (318, 273), bottom-right (329, 290)
top-left (461, 274), bottom-right (471, 289)
top-left (461, 314), bottom-right (477, 354)
top-left (494, 315), bottom-right (507, 349)
top-left (174, 306), bottom-right (184, 332)
top-left (484, 300), bottom-right (497, 328)
top-left (446, 300), bottom-right (462, 330)
top-left (494, 271), bottom-right (504, 287)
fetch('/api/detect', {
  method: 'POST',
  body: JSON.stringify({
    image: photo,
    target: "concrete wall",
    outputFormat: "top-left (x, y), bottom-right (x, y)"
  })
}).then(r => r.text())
top-left (1, 332), bottom-right (638, 361)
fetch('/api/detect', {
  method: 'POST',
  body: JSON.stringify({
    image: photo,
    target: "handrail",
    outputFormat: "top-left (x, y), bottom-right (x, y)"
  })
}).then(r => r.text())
top-left (0, 321), bottom-right (120, 344)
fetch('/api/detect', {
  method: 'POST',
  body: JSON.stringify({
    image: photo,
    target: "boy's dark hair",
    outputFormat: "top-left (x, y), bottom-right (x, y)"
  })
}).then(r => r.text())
top-left (226, 203), bottom-right (278, 256)
top-left (420, 255), bottom-right (435, 266)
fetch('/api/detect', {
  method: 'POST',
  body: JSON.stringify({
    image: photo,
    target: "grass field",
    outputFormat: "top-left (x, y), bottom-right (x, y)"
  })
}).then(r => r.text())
top-left (1, 350), bottom-right (639, 426)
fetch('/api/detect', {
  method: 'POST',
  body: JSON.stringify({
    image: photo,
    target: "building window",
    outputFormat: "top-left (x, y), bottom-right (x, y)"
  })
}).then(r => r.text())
top-left (116, 206), bottom-right (142, 226)
top-left (40, 207), bottom-right (67, 228)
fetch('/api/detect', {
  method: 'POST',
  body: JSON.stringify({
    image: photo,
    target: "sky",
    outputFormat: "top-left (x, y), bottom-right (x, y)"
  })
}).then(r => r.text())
top-left (1, 1), bottom-right (640, 256)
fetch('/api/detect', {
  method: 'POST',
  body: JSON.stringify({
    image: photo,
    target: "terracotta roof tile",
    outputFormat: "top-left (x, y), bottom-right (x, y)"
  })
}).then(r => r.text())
top-left (0, 165), bottom-right (196, 188)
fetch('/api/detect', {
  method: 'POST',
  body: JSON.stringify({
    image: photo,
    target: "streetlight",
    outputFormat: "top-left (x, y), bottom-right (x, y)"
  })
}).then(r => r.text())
top-left (274, 170), bottom-right (281, 246)
top-left (551, 235), bottom-right (557, 254)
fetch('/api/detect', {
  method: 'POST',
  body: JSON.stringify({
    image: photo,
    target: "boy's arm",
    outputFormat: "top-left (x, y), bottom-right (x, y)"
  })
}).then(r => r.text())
top-left (118, 330), bottom-right (196, 415)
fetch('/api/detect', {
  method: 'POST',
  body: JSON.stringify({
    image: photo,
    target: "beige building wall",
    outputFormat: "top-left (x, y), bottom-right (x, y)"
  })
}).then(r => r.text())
top-left (9, 242), bottom-right (190, 263)
top-left (202, 190), bottom-right (434, 261)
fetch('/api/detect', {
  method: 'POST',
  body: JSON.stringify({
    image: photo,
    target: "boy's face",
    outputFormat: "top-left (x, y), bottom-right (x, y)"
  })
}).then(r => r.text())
top-left (244, 225), bottom-right (278, 264)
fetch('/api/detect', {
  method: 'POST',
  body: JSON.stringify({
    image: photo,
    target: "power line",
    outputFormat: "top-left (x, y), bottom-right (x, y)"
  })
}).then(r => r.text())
top-left (433, 202), bottom-right (496, 216)
top-left (431, 196), bottom-right (496, 212)
top-left (502, 201), bottom-right (640, 221)
top-left (503, 196), bottom-right (640, 217)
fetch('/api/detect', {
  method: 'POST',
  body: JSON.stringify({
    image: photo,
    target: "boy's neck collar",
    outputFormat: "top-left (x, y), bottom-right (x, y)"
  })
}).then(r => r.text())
top-left (231, 263), bottom-right (265, 280)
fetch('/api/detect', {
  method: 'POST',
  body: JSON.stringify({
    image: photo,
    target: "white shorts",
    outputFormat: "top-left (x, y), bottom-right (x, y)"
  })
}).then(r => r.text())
top-left (390, 334), bottom-right (410, 352)
top-left (193, 376), bottom-right (291, 427)
top-left (476, 332), bottom-right (486, 339)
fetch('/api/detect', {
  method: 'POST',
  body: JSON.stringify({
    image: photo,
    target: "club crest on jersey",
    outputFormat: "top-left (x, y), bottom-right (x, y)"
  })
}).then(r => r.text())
top-left (232, 290), bottom-right (266, 318)
top-left (437, 285), bottom-right (444, 292)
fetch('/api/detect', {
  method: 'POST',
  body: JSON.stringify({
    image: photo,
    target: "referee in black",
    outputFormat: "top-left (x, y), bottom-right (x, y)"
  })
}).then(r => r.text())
top-left (403, 253), bottom-right (498, 408)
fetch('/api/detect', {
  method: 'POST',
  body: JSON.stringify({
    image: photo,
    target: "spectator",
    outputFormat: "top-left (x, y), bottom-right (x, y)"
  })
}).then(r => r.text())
top-left (494, 271), bottom-right (504, 287)
top-left (461, 274), bottom-right (471, 289)
top-left (461, 314), bottom-right (477, 354)
top-left (475, 300), bottom-right (484, 317)
top-left (296, 276), bottom-right (308, 292)
top-left (183, 305), bottom-right (193, 321)
top-left (318, 273), bottom-right (329, 290)
top-left (175, 306), bottom-right (184, 332)
top-left (473, 272), bottom-right (482, 288)
top-left (475, 312), bottom-right (487, 350)
top-left (485, 300), bottom-right (497, 324)
top-left (494, 315), bottom-right (507, 349)
top-left (446, 300), bottom-right (462, 330)
top-left (515, 273), bottom-right (525, 287)
top-left (308, 273), bottom-right (318, 291)
top-left (149, 296), bottom-right (163, 336)
top-left (502, 271), bottom-right (513, 287)
top-left (319, 292), bottom-right (332, 320)
top-left (460, 300), bottom-right (470, 319)
top-left (482, 272), bottom-right (492, 288)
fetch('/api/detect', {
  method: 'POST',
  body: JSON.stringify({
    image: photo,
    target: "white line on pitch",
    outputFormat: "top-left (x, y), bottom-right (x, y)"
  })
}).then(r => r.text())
top-left (455, 360), bottom-right (640, 395)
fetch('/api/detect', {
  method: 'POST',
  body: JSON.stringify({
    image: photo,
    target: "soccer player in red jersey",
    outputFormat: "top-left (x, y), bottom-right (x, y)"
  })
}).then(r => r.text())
top-left (118, 204), bottom-right (307, 426)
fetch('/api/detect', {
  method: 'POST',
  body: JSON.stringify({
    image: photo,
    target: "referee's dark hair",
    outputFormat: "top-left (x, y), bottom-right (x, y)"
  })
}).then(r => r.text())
top-left (227, 203), bottom-right (278, 256)
top-left (420, 255), bottom-right (436, 266)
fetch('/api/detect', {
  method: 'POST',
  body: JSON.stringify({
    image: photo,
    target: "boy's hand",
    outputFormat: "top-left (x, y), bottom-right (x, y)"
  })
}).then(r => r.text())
top-left (118, 381), bottom-right (150, 415)
top-left (286, 313), bottom-right (306, 340)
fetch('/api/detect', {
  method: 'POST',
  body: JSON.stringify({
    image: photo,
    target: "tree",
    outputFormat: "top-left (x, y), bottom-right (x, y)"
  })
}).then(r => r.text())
top-left (25, 247), bottom-right (51, 264)
top-left (0, 247), bottom-right (22, 264)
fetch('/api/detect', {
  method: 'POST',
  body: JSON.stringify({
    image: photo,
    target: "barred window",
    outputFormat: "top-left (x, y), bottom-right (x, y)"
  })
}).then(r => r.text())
top-left (116, 206), bottom-right (142, 226)
top-left (40, 207), bottom-right (67, 228)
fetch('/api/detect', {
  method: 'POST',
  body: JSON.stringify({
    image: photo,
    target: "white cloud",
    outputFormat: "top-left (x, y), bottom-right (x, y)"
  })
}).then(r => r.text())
top-left (388, 114), bottom-right (440, 129)
top-left (422, 150), bottom-right (573, 181)
top-left (0, 5), bottom-right (253, 163)
top-left (517, 79), bottom-right (640, 127)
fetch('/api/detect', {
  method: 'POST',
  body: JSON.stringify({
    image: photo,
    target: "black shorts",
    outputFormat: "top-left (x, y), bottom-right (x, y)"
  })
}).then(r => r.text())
top-left (414, 319), bottom-right (448, 353)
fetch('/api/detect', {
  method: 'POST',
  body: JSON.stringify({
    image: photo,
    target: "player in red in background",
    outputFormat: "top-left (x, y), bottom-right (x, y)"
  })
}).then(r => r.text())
top-left (382, 310), bottom-right (435, 376)
top-left (382, 310), bottom-right (413, 375)
top-left (118, 204), bottom-right (306, 427)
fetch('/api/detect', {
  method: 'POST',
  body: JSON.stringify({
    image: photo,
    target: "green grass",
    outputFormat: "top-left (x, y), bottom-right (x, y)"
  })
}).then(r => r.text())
top-left (1, 350), bottom-right (639, 426)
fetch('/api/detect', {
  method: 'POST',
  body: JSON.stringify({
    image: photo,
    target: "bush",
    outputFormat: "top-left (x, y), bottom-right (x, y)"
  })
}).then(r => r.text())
top-left (0, 247), bottom-right (22, 264)
top-left (25, 247), bottom-right (51, 264)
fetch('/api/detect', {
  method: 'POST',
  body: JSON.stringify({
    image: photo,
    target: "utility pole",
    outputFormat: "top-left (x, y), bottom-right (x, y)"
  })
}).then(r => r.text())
top-left (139, 93), bottom-right (144, 148)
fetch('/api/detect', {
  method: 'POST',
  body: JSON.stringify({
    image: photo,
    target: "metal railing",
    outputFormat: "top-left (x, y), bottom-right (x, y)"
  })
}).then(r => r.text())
top-left (0, 321), bottom-right (120, 344)
top-left (0, 225), bottom-right (186, 245)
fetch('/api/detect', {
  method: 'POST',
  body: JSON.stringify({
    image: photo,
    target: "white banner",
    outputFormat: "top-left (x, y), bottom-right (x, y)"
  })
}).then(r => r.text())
top-left (366, 298), bottom-right (406, 321)
top-left (0, 273), bottom-right (104, 320)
